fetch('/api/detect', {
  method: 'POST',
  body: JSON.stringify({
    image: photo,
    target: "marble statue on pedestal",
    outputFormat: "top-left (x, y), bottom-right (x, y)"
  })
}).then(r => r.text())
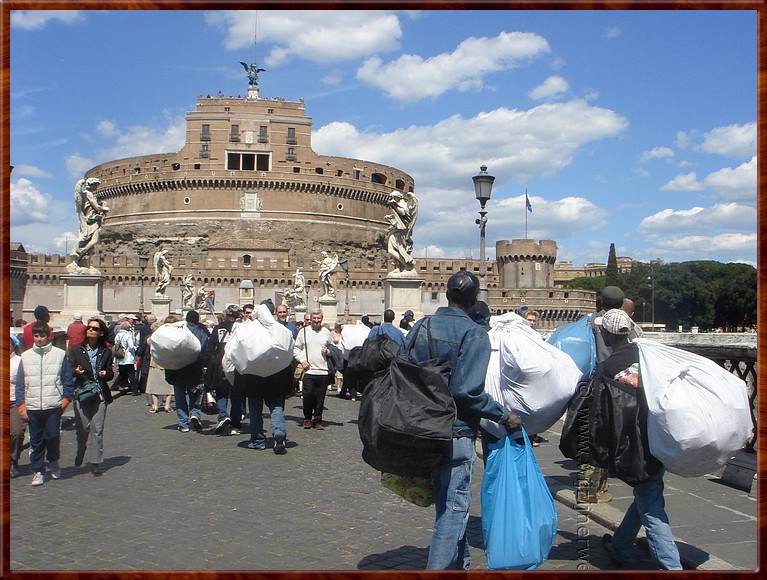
top-left (153, 250), bottom-right (173, 297)
top-left (67, 177), bottom-right (109, 274)
top-left (385, 190), bottom-right (418, 272)
top-left (315, 252), bottom-right (339, 298)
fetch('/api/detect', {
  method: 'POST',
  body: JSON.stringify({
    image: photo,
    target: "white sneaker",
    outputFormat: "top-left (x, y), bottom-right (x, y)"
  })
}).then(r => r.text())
top-left (230, 427), bottom-right (241, 435)
top-left (31, 472), bottom-right (45, 486)
top-left (49, 461), bottom-right (61, 480)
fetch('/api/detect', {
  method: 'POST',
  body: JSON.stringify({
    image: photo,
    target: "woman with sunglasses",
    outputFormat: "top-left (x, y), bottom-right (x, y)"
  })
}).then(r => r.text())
top-left (67, 317), bottom-right (114, 476)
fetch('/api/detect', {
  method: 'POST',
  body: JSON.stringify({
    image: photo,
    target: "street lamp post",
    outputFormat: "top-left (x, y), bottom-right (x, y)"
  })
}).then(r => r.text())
top-left (338, 257), bottom-right (350, 322)
top-left (138, 254), bottom-right (149, 314)
top-left (473, 165), bottom-right (495, 304)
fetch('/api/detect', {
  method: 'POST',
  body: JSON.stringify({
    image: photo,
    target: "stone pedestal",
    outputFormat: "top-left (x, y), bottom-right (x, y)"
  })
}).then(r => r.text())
top-left (294, 305), bottom-right (307, 324)
top-left (318, 296), bottom-right (339, 326)
top-left (384, 271), bottom-right (424, 320)
top-left (59, 275), bottom-right (103, 324)
top-left (151, 296), bottom-right (172, 321)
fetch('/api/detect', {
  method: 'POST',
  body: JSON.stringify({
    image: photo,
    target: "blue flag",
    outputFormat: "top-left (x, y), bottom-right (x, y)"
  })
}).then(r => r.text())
top-left (525, 192), bottom-right (533, 213)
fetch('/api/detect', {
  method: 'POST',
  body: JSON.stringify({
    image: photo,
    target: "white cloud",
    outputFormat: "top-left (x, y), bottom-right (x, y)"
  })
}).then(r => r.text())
top-left (412, 190), bottom-right (608, 260)
top-left (703, 156), bottom-right (757, 202)
top-left (205, 10), bottom-right (402, 65)
top-left (95, 120), bottom-right (120, 138)
top-left (12, 164), bottom-right (53, 179)
top-left (660, 172), bottom-right (703, 191)
top-left (65, 115), bottom-right (187, 179)
top-left (66, 155), bottom-right (96, 180)
top-left (357, 31), bottom-right (550, 102)
top-left (638, 202), bottom-right (756, 235)
top-left (675, 131), bottom-right (691, 149)
top-left (639, 146), bottom-right (674, 163)
top-left (528, 75), bottom-right (569, 101)
top-left (322, 70), bottom-right (343, 86)
top-left (647, 233), bottom-right (757, 261)
top-left (11, 10), bottom-right (84, 30)
top-left (313, 99), bottom-right (628, 189)
top-left (10, 178), bottom-right (54, 226)
top-left (605, 26), bottom-right (621, 38)
top-left (698, 122), bottom-right (756, 159)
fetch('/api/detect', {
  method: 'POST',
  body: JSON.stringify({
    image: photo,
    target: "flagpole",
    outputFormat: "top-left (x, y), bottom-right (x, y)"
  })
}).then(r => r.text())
top-left (525, 189), bottom-right (529, 240)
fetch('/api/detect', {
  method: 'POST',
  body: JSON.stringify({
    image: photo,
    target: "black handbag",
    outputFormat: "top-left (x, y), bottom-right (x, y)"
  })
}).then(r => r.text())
top-left (358, 318), bottom-right (455, 477)
top-left (559, 371), bottom-right (661, 487)
top-left (75, 380), bottom-right (102, 404)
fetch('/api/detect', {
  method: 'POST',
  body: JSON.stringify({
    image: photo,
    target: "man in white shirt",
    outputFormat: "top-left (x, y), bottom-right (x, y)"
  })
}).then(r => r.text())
top-left (293, 309), bottom-right (333, 430)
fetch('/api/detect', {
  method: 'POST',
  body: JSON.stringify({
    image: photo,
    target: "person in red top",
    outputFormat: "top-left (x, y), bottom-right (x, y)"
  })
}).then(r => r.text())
top-left (66, 313), bottom-right (87, 355)
top-left (21, 305), bottom-right (53, 351)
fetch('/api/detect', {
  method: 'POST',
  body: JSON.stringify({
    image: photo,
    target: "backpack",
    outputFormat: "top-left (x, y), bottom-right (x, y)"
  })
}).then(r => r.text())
top-left (559, 371), bottom-right (661, 487)
top-left (112, 336), bottom-right (126, 359)
top-left (357, 318), bottom-right (456, 477)
top-left (356, 333), bottom-right (401, 375)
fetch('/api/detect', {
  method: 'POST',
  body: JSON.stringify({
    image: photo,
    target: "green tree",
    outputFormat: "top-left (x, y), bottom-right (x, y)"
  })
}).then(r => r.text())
top-left (605, 243), bottom-right (620, 287)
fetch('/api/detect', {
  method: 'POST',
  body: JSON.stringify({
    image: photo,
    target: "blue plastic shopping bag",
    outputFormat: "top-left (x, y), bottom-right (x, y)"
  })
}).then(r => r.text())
top-left (547, 315), bottom-right (597, 379)
top-left (481, 429), bottom-right (558, 570)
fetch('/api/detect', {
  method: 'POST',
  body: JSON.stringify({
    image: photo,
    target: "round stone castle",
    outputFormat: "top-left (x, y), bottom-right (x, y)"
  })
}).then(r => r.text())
top-left (85, 94), bottom-right (415, 265)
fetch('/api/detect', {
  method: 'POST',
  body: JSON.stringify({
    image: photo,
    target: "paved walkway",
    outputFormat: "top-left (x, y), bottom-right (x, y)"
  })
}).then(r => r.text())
top-left (9, 390), bottom-right (757, 571)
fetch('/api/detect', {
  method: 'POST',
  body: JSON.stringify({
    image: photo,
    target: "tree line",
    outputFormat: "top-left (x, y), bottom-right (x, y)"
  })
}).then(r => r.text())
top-left (565, 244), bottom-right (756, 332)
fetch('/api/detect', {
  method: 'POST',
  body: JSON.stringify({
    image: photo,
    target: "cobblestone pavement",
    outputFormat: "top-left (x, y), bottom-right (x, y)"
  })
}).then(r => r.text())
top-left (9, 388), bottom-right (754, 571)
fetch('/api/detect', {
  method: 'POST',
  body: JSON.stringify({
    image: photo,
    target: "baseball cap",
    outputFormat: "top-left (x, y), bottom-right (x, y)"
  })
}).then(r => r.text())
top-left (403, 310), bottom-right (414, 317)
top-left (595, 308), bottom-right (632, 335)
top-left (225, 304), bottom-right (242, 318)
top-left (468, 301), bottom-right (491, 325)
top-left (33, 305), bottom-right (50, 320)
top-left (601, 286), bottom-right (625, 309)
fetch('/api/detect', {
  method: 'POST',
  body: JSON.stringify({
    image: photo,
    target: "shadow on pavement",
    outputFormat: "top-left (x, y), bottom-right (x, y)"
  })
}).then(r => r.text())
top-left (358, 544), bottom-right (429, 570)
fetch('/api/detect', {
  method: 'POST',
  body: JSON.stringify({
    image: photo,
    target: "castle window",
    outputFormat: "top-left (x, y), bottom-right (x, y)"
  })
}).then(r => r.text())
top-left (200, 144), bottom-right (209, 158)
top-left (243, 254), bottom-right (252, 267)
top-left (293, 167), bottom-right (301, 173)
top-left (287, 127), bottom-right (297, 145)
top-left (354, 169), bottom-right (361, 180)
top-left (194, 163), bottom-right (201, 170)
top-left (258, 126), bottom-right (268, 143)
top-left (230, 125), bottom-right (240, 142)
top-left (395, 179), bottom-right (405, 190)
top-left (287, 147), bottom-right (296, 161)
top-left (371, 172), bottom-right (387, 185)
top-left (336, 170), bottom-right (343, 177)
top-left (315, 167), bottom-right (323, 175)
top-left (227, 152), bottom-right (271, 172)
top-left (200, 124), bottom-right (211, 141)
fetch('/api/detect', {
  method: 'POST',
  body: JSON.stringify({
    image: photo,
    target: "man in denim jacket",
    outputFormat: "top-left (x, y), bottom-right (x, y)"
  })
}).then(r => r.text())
top-left (406, 270), bottom-right (522, 570)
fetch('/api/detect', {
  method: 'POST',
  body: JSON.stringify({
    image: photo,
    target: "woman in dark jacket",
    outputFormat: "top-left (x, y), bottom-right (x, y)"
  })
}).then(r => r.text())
top-left (67, 317), bottom-right (114, 476)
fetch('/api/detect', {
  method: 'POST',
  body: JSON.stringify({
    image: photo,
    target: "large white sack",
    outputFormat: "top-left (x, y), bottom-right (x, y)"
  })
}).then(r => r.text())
top-left (636, 338), bottom-right (752, 477)
top-left (481, 312), bottom-right (581, 437)
top-left (149, 321), bottom-right (201, 370)
top-left (225, 304), bottom-right (294, 377)
top-left (339, 322), bottom-right (371, 358)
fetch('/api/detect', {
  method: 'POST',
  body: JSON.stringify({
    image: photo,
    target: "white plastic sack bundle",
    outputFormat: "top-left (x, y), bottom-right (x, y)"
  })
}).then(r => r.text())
top-left (481, 313), bottom-right (581, 437)
top-left (636, 338), bottom-right (752, 477)
top-left (339, 322), bottom-right (371, 358)
top-left (225, 304), bottom-right (295, 377)
top-left (149, 321), bottom-right (201, 370)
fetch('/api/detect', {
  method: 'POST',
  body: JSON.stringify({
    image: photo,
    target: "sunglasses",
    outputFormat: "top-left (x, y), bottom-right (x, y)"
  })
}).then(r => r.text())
top-left (87, 326), bottom-right (102, 331)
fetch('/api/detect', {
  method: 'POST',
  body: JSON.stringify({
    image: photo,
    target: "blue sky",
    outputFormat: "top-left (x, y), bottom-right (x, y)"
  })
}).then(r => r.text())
top-left (9, 9), bottom-right (758, 267)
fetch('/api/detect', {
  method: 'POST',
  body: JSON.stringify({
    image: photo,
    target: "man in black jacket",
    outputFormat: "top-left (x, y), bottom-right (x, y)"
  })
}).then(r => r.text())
top-left (202, 304), bottom-right (240, 435)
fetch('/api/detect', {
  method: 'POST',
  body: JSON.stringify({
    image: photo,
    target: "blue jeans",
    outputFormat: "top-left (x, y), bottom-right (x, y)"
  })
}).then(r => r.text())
top-left (247, 394), bottom-right (286, 445)
top-left (427, 436), bottom-right (475, 570)
top-left (173, 384), bottom-right (201, 429)
top-left (27, 407), bottom-right (63, 473)
top-left (611, 468), bottom-right (682, 570)
top-left (216, 395), bottom-right (229, 422)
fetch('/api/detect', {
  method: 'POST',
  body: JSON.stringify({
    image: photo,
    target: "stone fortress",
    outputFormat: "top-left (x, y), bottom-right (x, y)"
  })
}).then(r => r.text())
top-left (12, 68), bottom-right (627, 330)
